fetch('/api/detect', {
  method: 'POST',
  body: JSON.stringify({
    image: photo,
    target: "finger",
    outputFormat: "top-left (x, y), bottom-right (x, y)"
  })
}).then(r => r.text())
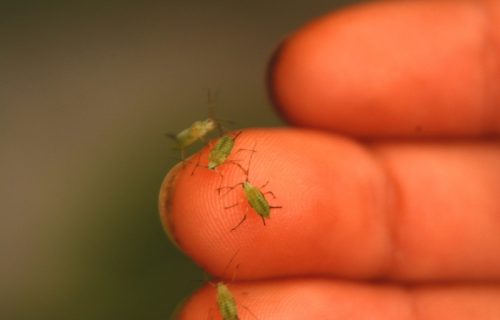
top-left (178, 279), bottom-right (500, 320)
top-left (159, 129), bottom-right (500, 282)
top-left (268, 0), bottom-right (500, 137)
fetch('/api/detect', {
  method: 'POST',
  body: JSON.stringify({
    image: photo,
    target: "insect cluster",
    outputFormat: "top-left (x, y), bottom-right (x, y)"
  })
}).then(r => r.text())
top-left (168, 109), bottom-right (282, 319)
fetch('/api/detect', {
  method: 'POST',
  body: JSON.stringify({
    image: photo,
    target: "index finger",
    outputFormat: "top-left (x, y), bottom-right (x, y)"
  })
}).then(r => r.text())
top-left (159, 129), bottom-right (500, 282)
top-left (269, 0), bottom-right (500, 137)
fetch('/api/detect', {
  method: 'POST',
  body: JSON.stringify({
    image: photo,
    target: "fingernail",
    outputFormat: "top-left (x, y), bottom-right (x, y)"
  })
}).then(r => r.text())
top-left (158, 162), bottom-right (183, 249)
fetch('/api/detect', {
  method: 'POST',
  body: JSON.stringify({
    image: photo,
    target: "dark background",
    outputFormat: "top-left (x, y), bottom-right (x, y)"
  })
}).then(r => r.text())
top-left (1, 0), bottom-right (361, 318)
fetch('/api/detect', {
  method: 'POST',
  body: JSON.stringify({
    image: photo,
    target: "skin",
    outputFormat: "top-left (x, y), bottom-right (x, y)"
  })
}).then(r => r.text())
top-left (159, 0), bottom-right (500, 318)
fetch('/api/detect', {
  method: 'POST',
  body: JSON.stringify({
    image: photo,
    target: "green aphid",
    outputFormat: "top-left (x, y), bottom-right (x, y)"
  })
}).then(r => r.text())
top-left (168, 91), bottom-right (228, 160)
top-left (208, 132), bottom-right (239, 170)
top-left (168, 118), bottom-right (218, 160)
top-left (215, 282), bottom-right (239, 320)
top-left (192, 131), bottom-right (247, 176)
top-left (218, 144), bottom-right (282, 231)
top-left (209, 251), bottom-right (258, 320)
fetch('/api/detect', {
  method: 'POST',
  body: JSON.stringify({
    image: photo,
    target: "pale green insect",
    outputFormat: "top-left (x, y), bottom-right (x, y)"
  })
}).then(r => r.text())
top-left (218, 144), bottom-right (282, 231)
top-left (212, 281), bottom-right (259, 320)
top-left (168, 118), bottom-right (218, 160)
top-left (215, 282), bottom-right (239, 320)
top-left (209, 251), bottom-right (258, 320)
top-left (191, 131), bottom-right (249, 176)
top-left (207, 132), bottom-right (240, 170)
top-left (168, 91), bottom-right (228, 160)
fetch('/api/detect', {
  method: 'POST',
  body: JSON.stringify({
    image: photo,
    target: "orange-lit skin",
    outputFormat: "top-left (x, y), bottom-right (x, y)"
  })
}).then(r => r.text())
top-left (161, 0), bottom-right (500, 318)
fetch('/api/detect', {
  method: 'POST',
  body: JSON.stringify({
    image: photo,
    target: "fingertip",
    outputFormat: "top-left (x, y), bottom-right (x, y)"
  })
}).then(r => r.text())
top-left (159, 162), bottom-right (184, 249)
top-left (162, 128), bottom-right (393, 279)
top-left (161, 131), bottom-right (264, 275)
top-left (269, 0), bottom-right (500, 137)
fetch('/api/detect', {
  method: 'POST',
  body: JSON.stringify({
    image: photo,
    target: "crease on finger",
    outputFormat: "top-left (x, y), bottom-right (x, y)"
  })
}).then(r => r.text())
top-left (368, 143), bottom-right (408, 280)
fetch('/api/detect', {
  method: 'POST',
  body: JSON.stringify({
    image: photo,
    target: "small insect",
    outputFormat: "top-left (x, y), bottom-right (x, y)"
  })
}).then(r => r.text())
top-left (218, 143), bottom-right (282, 231)
top-left (208, 251), bottom-right (259, 320)
top-left (191, 131), bottom-right (251, 176)
top-left (212, 282), bottom-right (259, 320)
top-left (167, 91), bottom-right (226, 160)
top-left (167, 117), bottom-right (218, 160)
top-left (214, 282), bottom-right (239, 320)
top-left (207, 132), bottom-right (241, 170)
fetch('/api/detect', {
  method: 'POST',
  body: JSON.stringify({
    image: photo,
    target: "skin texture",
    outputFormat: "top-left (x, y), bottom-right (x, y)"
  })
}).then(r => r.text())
top-left (270, 0), bottom-right (500, 137)
top-left (159, 0), bottom-right (500, 318)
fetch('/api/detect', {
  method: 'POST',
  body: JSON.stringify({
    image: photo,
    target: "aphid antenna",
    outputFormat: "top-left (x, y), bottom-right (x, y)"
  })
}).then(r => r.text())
top-left (207, 88), bottom-right (218, 112)
top-left (206, 89), bottom-right (239, 136)
top-left (244, 141), bottom-right (259, 181)
top-left (206, 248), bottom-right (243, 286)
top-left (165, 133), bottom-right (181, 148)
top-left (206, 89), bottom-right (226, 136)
top-left (221, 248), bottom-right (241, 280)
top-left (190, 149), bottom-right (207, 176)
top-left (215, 117), bottom-right (236, 134)
top-left (217, 181), bottom-right (245, 196)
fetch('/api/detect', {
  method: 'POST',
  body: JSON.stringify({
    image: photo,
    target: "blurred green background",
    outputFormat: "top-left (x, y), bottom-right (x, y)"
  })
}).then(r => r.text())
top-left (1, 0), bottom-right (360, 318)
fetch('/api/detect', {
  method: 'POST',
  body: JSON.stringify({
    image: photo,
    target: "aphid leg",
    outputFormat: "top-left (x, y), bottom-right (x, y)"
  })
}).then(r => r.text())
top-left (260, 216), bottom-right (266, 226)
top-left (259, 180), bottom-right (269, 189)
top-left (231, 130), bottom-right (243, 140)
top-left (234, 147), bottom-right (256, 157)
top-left (212, 168), bottom-right (226, 189)
top-left (190, 151), bottom-right (204, 176)
top-left (231, 207), bottom-right (249, 232)
top-left (217, 182), bottom-right (244, 196)
top-left (263, 191), bottom-right (277, 199)
top-left (225, 159), bottom-right (247, 174)
top-left (233, 140), bottom-right (256, 167)
top-left (224, 202), bottom-right (242, 210)
top-left (240, 304), bottom-right (260, 320)
top-left (191, 142), bottom-right (214, 175)
top-left (270, 205), bottom-right (282, 209)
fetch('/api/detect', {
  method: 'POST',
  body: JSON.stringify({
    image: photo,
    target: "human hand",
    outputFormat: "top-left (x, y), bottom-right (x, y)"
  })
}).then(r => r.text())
top-left (160, 0), bottom-right (500, 318)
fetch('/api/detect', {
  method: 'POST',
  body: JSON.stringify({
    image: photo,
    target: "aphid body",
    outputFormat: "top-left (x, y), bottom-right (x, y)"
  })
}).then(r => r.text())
top-left (216, 282), bottom-right (239, 320)
top-left (208, 134), bottom-right (236, 170)
top-left (175, 118), bottom-right (217, 149)
top-left (242, 181), bottom-right (270, 220)
top-left (219, 143), bottom-right (281, 230)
